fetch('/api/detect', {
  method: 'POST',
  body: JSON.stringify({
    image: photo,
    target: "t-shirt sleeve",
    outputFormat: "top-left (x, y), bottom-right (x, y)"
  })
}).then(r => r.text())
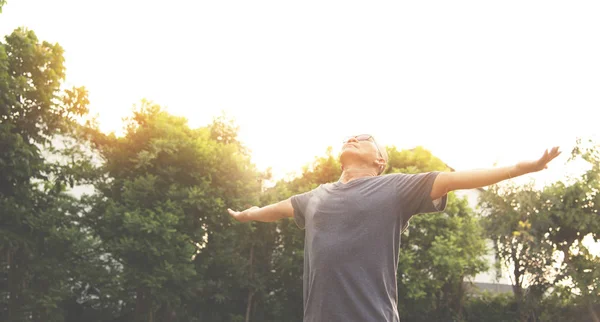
top-left (395, 171), bottom-right (447, 218)
top-left (290, 188), bottom-right (316, 229)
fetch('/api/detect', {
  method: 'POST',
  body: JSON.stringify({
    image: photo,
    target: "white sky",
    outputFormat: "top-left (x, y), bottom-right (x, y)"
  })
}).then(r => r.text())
top-left (1, 0), bottom-right (599, 184)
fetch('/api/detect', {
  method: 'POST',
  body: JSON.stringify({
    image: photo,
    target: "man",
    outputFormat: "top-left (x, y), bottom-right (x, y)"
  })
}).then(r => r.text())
top-left (228, 134), bottom-right (561, 322)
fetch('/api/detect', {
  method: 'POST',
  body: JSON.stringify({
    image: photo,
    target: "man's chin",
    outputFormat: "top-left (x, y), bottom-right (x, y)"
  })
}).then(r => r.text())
top-left (339, 149), bottom-right (359, 159)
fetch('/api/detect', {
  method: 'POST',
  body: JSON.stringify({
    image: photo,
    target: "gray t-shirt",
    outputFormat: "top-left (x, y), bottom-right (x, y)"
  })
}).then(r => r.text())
top-left (291, 172), bottom-right (447, 322)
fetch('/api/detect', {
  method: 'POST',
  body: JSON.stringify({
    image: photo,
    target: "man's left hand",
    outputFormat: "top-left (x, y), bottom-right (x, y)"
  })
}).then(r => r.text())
top-left (517, 146), bottom-right (561, 173)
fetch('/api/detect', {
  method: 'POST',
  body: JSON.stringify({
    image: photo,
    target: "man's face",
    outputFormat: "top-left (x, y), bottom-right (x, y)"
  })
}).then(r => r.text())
top-left (340, 134), bottom-right (385, 172)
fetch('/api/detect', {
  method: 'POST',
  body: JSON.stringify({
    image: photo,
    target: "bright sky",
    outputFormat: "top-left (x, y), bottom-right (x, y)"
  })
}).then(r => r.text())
top-left (1, 0), bottom-right (599, 185)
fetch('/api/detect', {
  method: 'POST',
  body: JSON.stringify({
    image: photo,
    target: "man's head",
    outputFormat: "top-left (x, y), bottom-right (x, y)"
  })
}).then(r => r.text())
top-left (340, 134), bottom-right (388, 175)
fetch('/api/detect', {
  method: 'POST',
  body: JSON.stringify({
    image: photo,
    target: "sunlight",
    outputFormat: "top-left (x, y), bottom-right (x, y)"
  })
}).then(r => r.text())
top-left (2, 0), bottom-right (599, 184)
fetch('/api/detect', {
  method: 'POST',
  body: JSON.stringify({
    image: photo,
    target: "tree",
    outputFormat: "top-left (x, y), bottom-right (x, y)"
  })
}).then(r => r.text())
top-left (86, 103), bottom-right (264, 322)
top-left (479, 183), bottom-right (555, 321)
top-left (0, 27), bottom-right (96, 321)
top-left (544, 140), bottom-right (600, 321)
top-left (479, 139), bottom-right (600, 322)
top-left (185, 114), bottom-right (273, 322)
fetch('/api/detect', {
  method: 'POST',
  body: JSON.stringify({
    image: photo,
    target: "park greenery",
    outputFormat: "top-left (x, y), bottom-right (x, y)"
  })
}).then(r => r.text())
top-left (1, 17), bottom-right (599, 322)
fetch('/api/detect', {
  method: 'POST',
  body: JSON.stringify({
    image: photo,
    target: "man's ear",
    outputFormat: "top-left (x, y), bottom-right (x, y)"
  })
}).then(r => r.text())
top-left (375, 158), bottom-right (386, 174)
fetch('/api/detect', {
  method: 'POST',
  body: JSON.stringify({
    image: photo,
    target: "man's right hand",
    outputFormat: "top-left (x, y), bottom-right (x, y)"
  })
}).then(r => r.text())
top-left (228, 206), bottom-right (259, 222)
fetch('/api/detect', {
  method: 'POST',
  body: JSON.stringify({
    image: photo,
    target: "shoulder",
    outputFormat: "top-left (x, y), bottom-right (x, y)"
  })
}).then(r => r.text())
top-left (291, 184), bottom-right (324, 201)
top-left (384, 171), bottom-right (441, 179)
top-left (382, 171), bottom-right (442, 188)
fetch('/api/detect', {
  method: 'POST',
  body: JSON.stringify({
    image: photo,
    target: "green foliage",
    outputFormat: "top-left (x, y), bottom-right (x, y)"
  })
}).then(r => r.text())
top-left (546, 140), bottom-right (600, 321)
top-left (385, 145), bottom-right (449, 174)
top-left (398, 193), bottom-right (488, 321)
top-left (537, 289), bottom-right (600, 322)
top-left (479, 139), bottom-right (600, 321)
top-left (85, 102), bottom-right (265, 321)
top-left (0, 27), bottom-right (97, 322)
top-left (479, 183), bottom-right (555, 321)
top-left (463, 292), bottom-right (518, 322)
top-left (463, 290), bottom-right (599, 322)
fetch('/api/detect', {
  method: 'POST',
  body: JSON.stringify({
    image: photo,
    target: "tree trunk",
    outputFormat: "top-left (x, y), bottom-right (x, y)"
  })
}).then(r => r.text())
top-left (8, 247), bottom-right (25, 321)
top-left (245, 291), bottom-right (255, 322)
top-left (245, 244), bottom-right (255, 322)
top-left (7, 249), bottom-right (14, 319)
top-left (158, 303), bottom-right (175, 322)
top-left (510, 250), bottom-right (528, 322)
top-left (35, 279), bottom-right (50, 322)
top-left (135, 287), bottom-right (148, 322)
top-left (455, 279), bottom-right (465, 320)
top-left (588, 302), bottom-right (600, 322)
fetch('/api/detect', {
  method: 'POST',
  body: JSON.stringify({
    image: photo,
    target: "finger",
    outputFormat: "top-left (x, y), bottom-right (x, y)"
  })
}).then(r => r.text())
top-left (227, 208), bottom-right (238, 216)
top-left (542, 147), bottom-right (562, 165)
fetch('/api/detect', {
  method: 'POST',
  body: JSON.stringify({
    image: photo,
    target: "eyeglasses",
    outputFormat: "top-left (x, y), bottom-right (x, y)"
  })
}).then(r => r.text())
top-left (343, 134), bottom-right (383, 159)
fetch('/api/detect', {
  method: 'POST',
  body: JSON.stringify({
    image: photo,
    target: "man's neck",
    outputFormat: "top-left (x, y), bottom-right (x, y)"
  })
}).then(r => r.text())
top-left (339, 167), bottom-right (378, 184)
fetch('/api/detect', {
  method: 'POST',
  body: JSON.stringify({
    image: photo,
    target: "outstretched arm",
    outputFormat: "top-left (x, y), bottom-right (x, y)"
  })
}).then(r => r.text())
top-left (228, 198), bottom-right (294, 223)
top-left (430, 147), bottom-right (561, 200)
